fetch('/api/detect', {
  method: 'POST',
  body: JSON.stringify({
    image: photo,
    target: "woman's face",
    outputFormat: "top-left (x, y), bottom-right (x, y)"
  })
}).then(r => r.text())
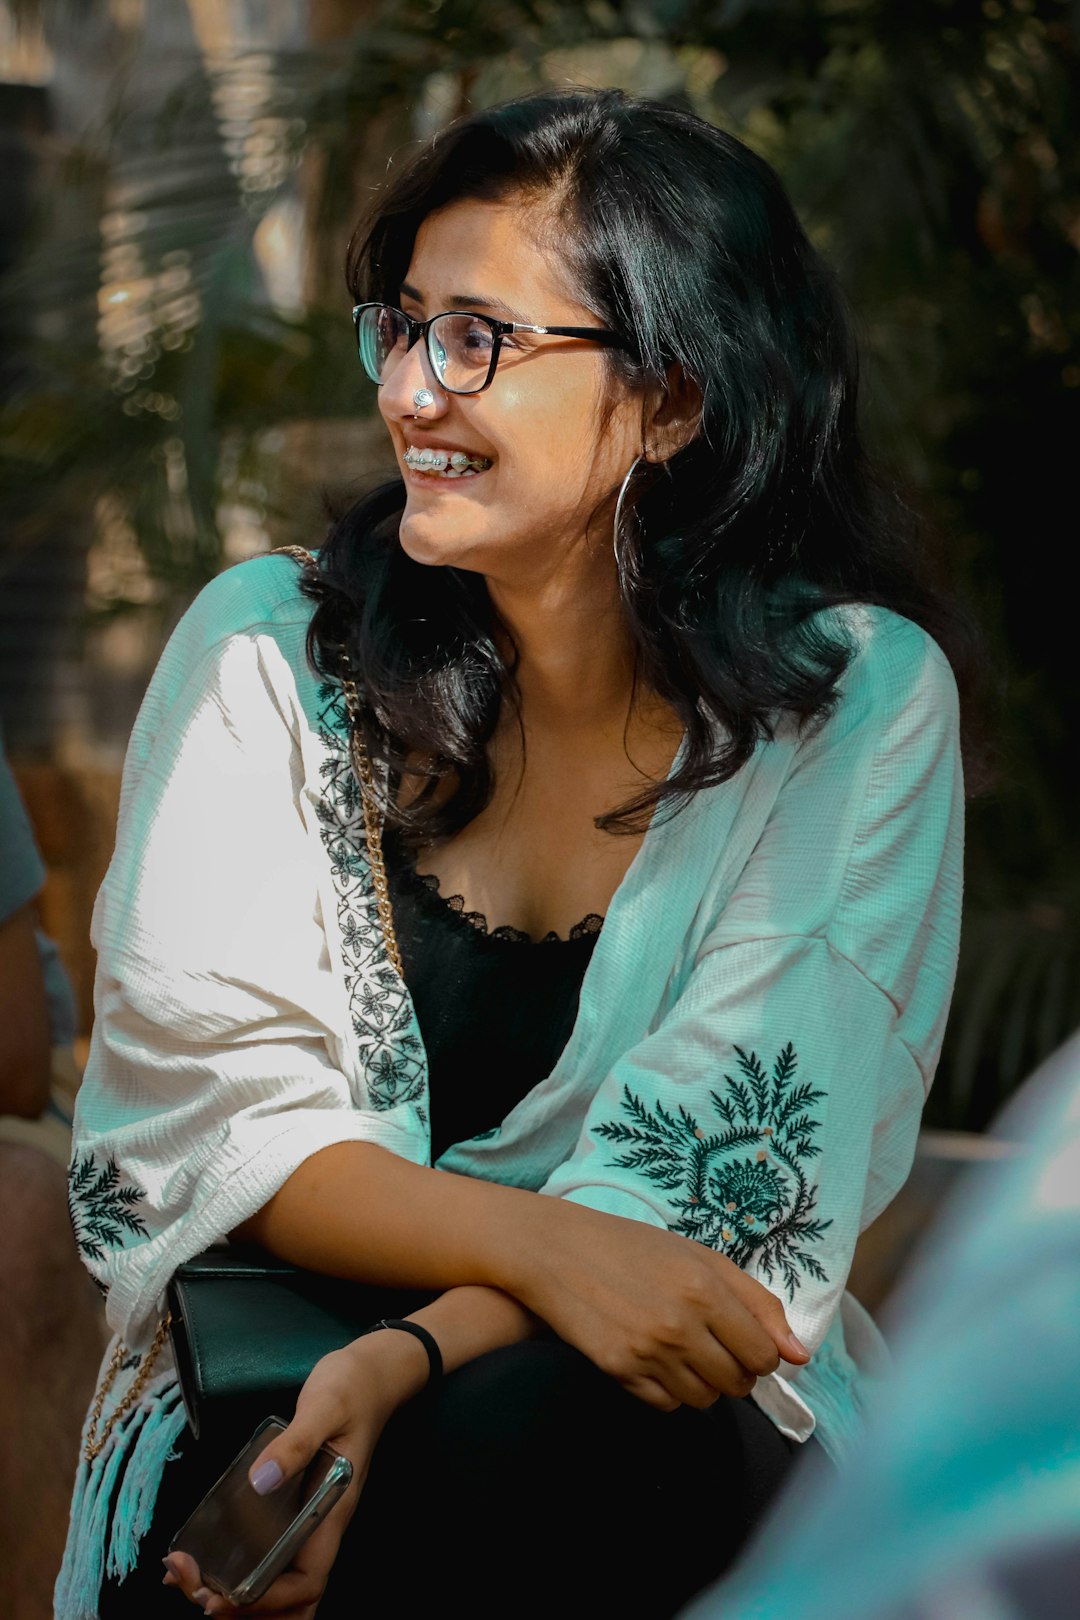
top-left (377, 194), bottom-right (646, 589)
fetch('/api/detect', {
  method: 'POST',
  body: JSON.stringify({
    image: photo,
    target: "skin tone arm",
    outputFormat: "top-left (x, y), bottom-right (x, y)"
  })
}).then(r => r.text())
top-left (233, 1140), bottom-right (810, 1411)
top-left (168, 1152), bottom-right (810, 1616)
top-left (0, 901), bottom-right (52, 1118)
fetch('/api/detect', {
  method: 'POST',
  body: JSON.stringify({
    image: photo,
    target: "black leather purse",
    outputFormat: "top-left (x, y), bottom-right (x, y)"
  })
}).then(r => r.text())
top-left (165, 1249), bottom-right (432, 1437)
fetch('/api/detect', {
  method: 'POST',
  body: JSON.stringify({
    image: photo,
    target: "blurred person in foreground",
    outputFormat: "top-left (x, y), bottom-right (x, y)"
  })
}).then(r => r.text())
top-left (58, 88), bottom-right (972, 1619)
top-left (0, 740), bottom-right (105, 1620)
top-left (681, 1030), bottom-right (1080, 1620)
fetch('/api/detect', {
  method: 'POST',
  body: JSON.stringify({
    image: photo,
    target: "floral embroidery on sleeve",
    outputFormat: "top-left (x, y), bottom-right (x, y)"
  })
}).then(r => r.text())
top-left (595, 1042), bottom-right (831, 1300)
top-left (67, 1151), bottom-right (149, 1265)
top-left (315, 680), bottom-right (428, 1120)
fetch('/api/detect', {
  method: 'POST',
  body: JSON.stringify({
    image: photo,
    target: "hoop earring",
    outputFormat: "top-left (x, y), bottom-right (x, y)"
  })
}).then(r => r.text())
top-left (613, 454), bottom-right (645, 572)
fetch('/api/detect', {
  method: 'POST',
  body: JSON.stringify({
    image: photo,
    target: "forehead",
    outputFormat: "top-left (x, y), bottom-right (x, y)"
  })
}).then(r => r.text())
top-left (404, 196), bottom-right (588, 320)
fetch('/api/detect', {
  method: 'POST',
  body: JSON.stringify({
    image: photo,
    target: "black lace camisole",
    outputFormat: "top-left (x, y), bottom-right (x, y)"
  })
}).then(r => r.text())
top-left (382, 829), bottom-right (603, 1164)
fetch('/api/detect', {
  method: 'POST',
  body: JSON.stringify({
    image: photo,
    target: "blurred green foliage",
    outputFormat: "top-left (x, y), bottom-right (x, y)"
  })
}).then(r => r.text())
top-left (2, 0), bottom-right (1078, 1125)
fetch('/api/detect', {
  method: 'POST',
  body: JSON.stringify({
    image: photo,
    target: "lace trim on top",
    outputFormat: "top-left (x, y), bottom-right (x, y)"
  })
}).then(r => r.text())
top-left (410, 867), bottom-right (604, 945)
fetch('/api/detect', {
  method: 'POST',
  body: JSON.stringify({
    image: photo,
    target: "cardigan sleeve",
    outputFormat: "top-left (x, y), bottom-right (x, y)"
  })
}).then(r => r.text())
top-left (70, 565), bottom-right (426, 1346)
top-left (537, 612), bottom-right (963, 1371)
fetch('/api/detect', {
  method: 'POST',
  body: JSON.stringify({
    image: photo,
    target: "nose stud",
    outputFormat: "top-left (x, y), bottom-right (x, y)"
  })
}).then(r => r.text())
top-left (413, 388), bottom-right (435, 411)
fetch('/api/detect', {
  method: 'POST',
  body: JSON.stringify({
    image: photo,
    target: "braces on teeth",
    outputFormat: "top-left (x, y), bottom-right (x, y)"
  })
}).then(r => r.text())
top-left (404, 447), bottom-right (492, 473)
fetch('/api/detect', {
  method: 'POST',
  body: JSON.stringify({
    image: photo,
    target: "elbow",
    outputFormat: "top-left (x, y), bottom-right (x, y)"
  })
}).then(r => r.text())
top-left (228, 1208), bottom-right (270, 1248)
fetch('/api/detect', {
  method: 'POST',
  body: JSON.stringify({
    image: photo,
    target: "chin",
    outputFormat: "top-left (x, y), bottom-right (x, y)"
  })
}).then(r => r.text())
top-left (398, 511), bottom-right (483, 570)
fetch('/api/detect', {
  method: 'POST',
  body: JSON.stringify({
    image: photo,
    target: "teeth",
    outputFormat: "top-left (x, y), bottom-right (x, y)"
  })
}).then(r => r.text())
top-left (404, 446), bottom-right (491, 475)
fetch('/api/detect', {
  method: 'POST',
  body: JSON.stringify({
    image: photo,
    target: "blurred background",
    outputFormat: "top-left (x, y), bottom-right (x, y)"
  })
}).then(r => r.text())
top-left (1, 0), bottom-right (1078, 1137)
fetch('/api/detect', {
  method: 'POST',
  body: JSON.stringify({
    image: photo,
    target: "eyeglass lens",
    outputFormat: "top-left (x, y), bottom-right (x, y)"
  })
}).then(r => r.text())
top-left (356, 305), bottom-right (495, 394)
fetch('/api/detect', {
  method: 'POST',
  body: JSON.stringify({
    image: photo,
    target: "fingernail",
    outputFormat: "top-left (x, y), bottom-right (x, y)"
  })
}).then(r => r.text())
top-left (786, 1332), bottom-right (811, 1358)
top-left (192, 1588), bottom-right (211, 1607)
top-left (250, 1457), bottom-right (284, 1495)
top-left (162, 1571), bottom-right (178, 1587)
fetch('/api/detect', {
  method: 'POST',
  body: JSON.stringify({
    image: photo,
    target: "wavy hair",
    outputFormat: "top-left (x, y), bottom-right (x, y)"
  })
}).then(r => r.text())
top-left (304, 87), bottom-right (975, 841)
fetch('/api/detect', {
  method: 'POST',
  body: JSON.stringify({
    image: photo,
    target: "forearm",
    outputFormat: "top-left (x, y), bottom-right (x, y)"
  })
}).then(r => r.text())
top-left (231, 1139), bottom-right (555, 1298)
top-left (363, 1284), bottom-right (544, 1409)
top-left (230, 1136), bottom-right (806, 1419)
top-left (0, 903), bottom-right (52, 1118)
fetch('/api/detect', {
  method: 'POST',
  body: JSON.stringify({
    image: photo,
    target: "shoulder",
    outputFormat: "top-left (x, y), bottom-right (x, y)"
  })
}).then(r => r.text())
top-left (771, 603), bottom-right (962, 888)
top-left (840, 603), bottom-right (956, 708)
top-left (125, 553), bottom-right (320, 765)
top-left (804, 604), bottom-right (959, 760)
top-left (149, 552), bottom-right (317, 705)
top-left (171, 551), bottom-right (316, 658)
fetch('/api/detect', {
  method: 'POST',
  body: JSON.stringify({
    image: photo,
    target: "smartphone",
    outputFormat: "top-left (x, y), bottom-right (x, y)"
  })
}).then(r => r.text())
top-left (169, 1416), bottom-right (353, 1606)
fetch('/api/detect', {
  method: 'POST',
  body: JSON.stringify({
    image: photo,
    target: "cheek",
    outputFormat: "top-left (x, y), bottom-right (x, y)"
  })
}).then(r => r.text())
top-left (493, 381), bottom-right (602, 498)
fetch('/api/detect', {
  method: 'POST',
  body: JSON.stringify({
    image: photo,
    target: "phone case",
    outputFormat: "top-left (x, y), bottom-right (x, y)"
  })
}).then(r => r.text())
top-left (169, 1416), bottom-right (352, 1605)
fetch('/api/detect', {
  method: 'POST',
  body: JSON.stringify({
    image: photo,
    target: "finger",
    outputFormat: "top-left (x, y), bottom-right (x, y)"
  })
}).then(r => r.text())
top-left (202, 1568), bottom-right (322, 1615)
top-left (208, 1464), bottom-right (359, 1617)
top-left (285, 1484), bottom-right (358, 1585)
top-left (199, 1510), bottom-right (344, 1616)
top-left (686, 1322), bottom-right (770, 1395)
top-left (721, 1263), bottom-right (811, 1363)
top-left (698, 1284), bottom-right (785, 1377)
top-left (205, 1598), bottom-right (315, 1620)
top-left (247, 1407), bottom-right (332, 1498)
top-left (677, 1342), bottom-right (757, 1405)
top-left (622, 1373), bottom-right (682, 1412)
top-left (163, 1550), bottom-right (216, 1609)
top-left (639, 1329), bottom-right (756, 1406)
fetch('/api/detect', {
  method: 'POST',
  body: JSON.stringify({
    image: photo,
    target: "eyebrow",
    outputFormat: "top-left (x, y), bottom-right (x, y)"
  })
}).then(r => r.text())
top-left (399, 280), bottom-right (533, 324)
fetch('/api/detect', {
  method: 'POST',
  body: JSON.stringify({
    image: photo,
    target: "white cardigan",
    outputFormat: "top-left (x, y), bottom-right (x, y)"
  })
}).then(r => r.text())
top-left (58, 552), bottom-right (963, 1615)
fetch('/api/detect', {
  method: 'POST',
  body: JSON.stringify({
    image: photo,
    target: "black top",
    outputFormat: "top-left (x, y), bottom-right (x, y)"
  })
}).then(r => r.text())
top-left (383, 830), bottom-right (603, 1164)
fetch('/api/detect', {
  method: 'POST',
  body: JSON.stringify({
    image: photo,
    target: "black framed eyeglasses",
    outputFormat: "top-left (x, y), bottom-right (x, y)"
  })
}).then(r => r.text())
top-left (352, 301), bottom-right (626, 396)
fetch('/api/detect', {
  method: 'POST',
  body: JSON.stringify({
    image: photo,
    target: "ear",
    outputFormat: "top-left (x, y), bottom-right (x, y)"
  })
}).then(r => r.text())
top-left (644, 364), bottom-right (703, 465)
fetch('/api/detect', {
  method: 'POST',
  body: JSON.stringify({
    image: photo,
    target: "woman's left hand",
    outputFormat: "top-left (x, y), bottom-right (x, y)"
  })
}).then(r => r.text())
top-left (163, 1329), bottom-right (430, 1618)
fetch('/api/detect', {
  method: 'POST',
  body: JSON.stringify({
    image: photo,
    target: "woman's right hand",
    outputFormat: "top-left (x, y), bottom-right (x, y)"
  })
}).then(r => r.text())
top-left (513, 1198), bottom-right (811, 1412)
top-left (164, 1331), bottom-right (431, 1618)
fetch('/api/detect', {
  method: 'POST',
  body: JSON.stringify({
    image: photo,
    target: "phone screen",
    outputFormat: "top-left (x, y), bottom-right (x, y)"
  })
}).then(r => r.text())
top-left (170, 1417), bottom-right (350, 1601)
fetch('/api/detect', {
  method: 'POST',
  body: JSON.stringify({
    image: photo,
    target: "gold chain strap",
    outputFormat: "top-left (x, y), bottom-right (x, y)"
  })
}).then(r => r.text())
top-left (81, 547), bottom-right (404, 1465)
top-left (83, 1312), bottom-right (172, 1464)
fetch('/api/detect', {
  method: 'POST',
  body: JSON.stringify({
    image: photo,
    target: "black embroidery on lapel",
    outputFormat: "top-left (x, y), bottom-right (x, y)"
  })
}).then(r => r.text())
top-left (595, 1042), bottom-right (831, 1300)
top-left (67, 1152), bottom-right (149, 1264)
top-left (316, 682), bottom-right (428, 1121)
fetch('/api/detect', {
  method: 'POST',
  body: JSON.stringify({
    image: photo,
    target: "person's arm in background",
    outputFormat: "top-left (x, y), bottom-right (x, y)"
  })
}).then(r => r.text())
top-left (0, 745), bottom-right (53, 1118)
top-left (0, 899), bottom-right (51, 1117)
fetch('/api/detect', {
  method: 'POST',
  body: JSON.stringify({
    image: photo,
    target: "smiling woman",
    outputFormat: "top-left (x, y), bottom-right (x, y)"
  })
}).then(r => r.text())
top-left (60, 88), bottom-right (968, 1620)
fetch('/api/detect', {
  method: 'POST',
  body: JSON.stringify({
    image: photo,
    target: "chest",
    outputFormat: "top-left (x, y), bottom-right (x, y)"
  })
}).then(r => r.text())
top-left (405, 720), bottom-right (682, 942)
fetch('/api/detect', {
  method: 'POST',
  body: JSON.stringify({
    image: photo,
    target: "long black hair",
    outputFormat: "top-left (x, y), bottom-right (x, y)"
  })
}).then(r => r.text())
top-left (305, 87), bottom-right (975, 841)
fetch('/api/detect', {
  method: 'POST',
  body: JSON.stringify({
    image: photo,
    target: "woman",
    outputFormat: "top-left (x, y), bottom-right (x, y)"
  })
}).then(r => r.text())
top-left (58, 88), bottom-right (965, 1620)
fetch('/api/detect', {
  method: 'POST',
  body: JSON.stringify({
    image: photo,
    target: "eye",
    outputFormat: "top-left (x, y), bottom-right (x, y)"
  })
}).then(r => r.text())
top-left (460, 319), bottom-right (495, 353)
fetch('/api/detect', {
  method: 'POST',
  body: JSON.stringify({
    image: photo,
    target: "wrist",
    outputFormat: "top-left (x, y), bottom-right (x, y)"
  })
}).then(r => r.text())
top-left (485, 1185), bottom-right (564, 1300)
top-left (345, 1324), bottom-right (431, 1415)
top-left (493, 1189), bottom-right (583, 1313)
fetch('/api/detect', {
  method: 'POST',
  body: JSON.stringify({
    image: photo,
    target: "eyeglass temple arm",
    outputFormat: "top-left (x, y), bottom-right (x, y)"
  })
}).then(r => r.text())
top-left (510, 323), bottom-right (623, 344)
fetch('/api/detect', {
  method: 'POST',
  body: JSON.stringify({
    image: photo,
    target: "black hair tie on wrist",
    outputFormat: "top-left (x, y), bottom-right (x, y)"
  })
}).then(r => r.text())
top-left (359, 1318), bottom-right (443, 1386)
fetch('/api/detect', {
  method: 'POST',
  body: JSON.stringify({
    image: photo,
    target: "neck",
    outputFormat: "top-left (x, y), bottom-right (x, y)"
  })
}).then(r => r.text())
top-left (486, 568), bottom-right (638, 732)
